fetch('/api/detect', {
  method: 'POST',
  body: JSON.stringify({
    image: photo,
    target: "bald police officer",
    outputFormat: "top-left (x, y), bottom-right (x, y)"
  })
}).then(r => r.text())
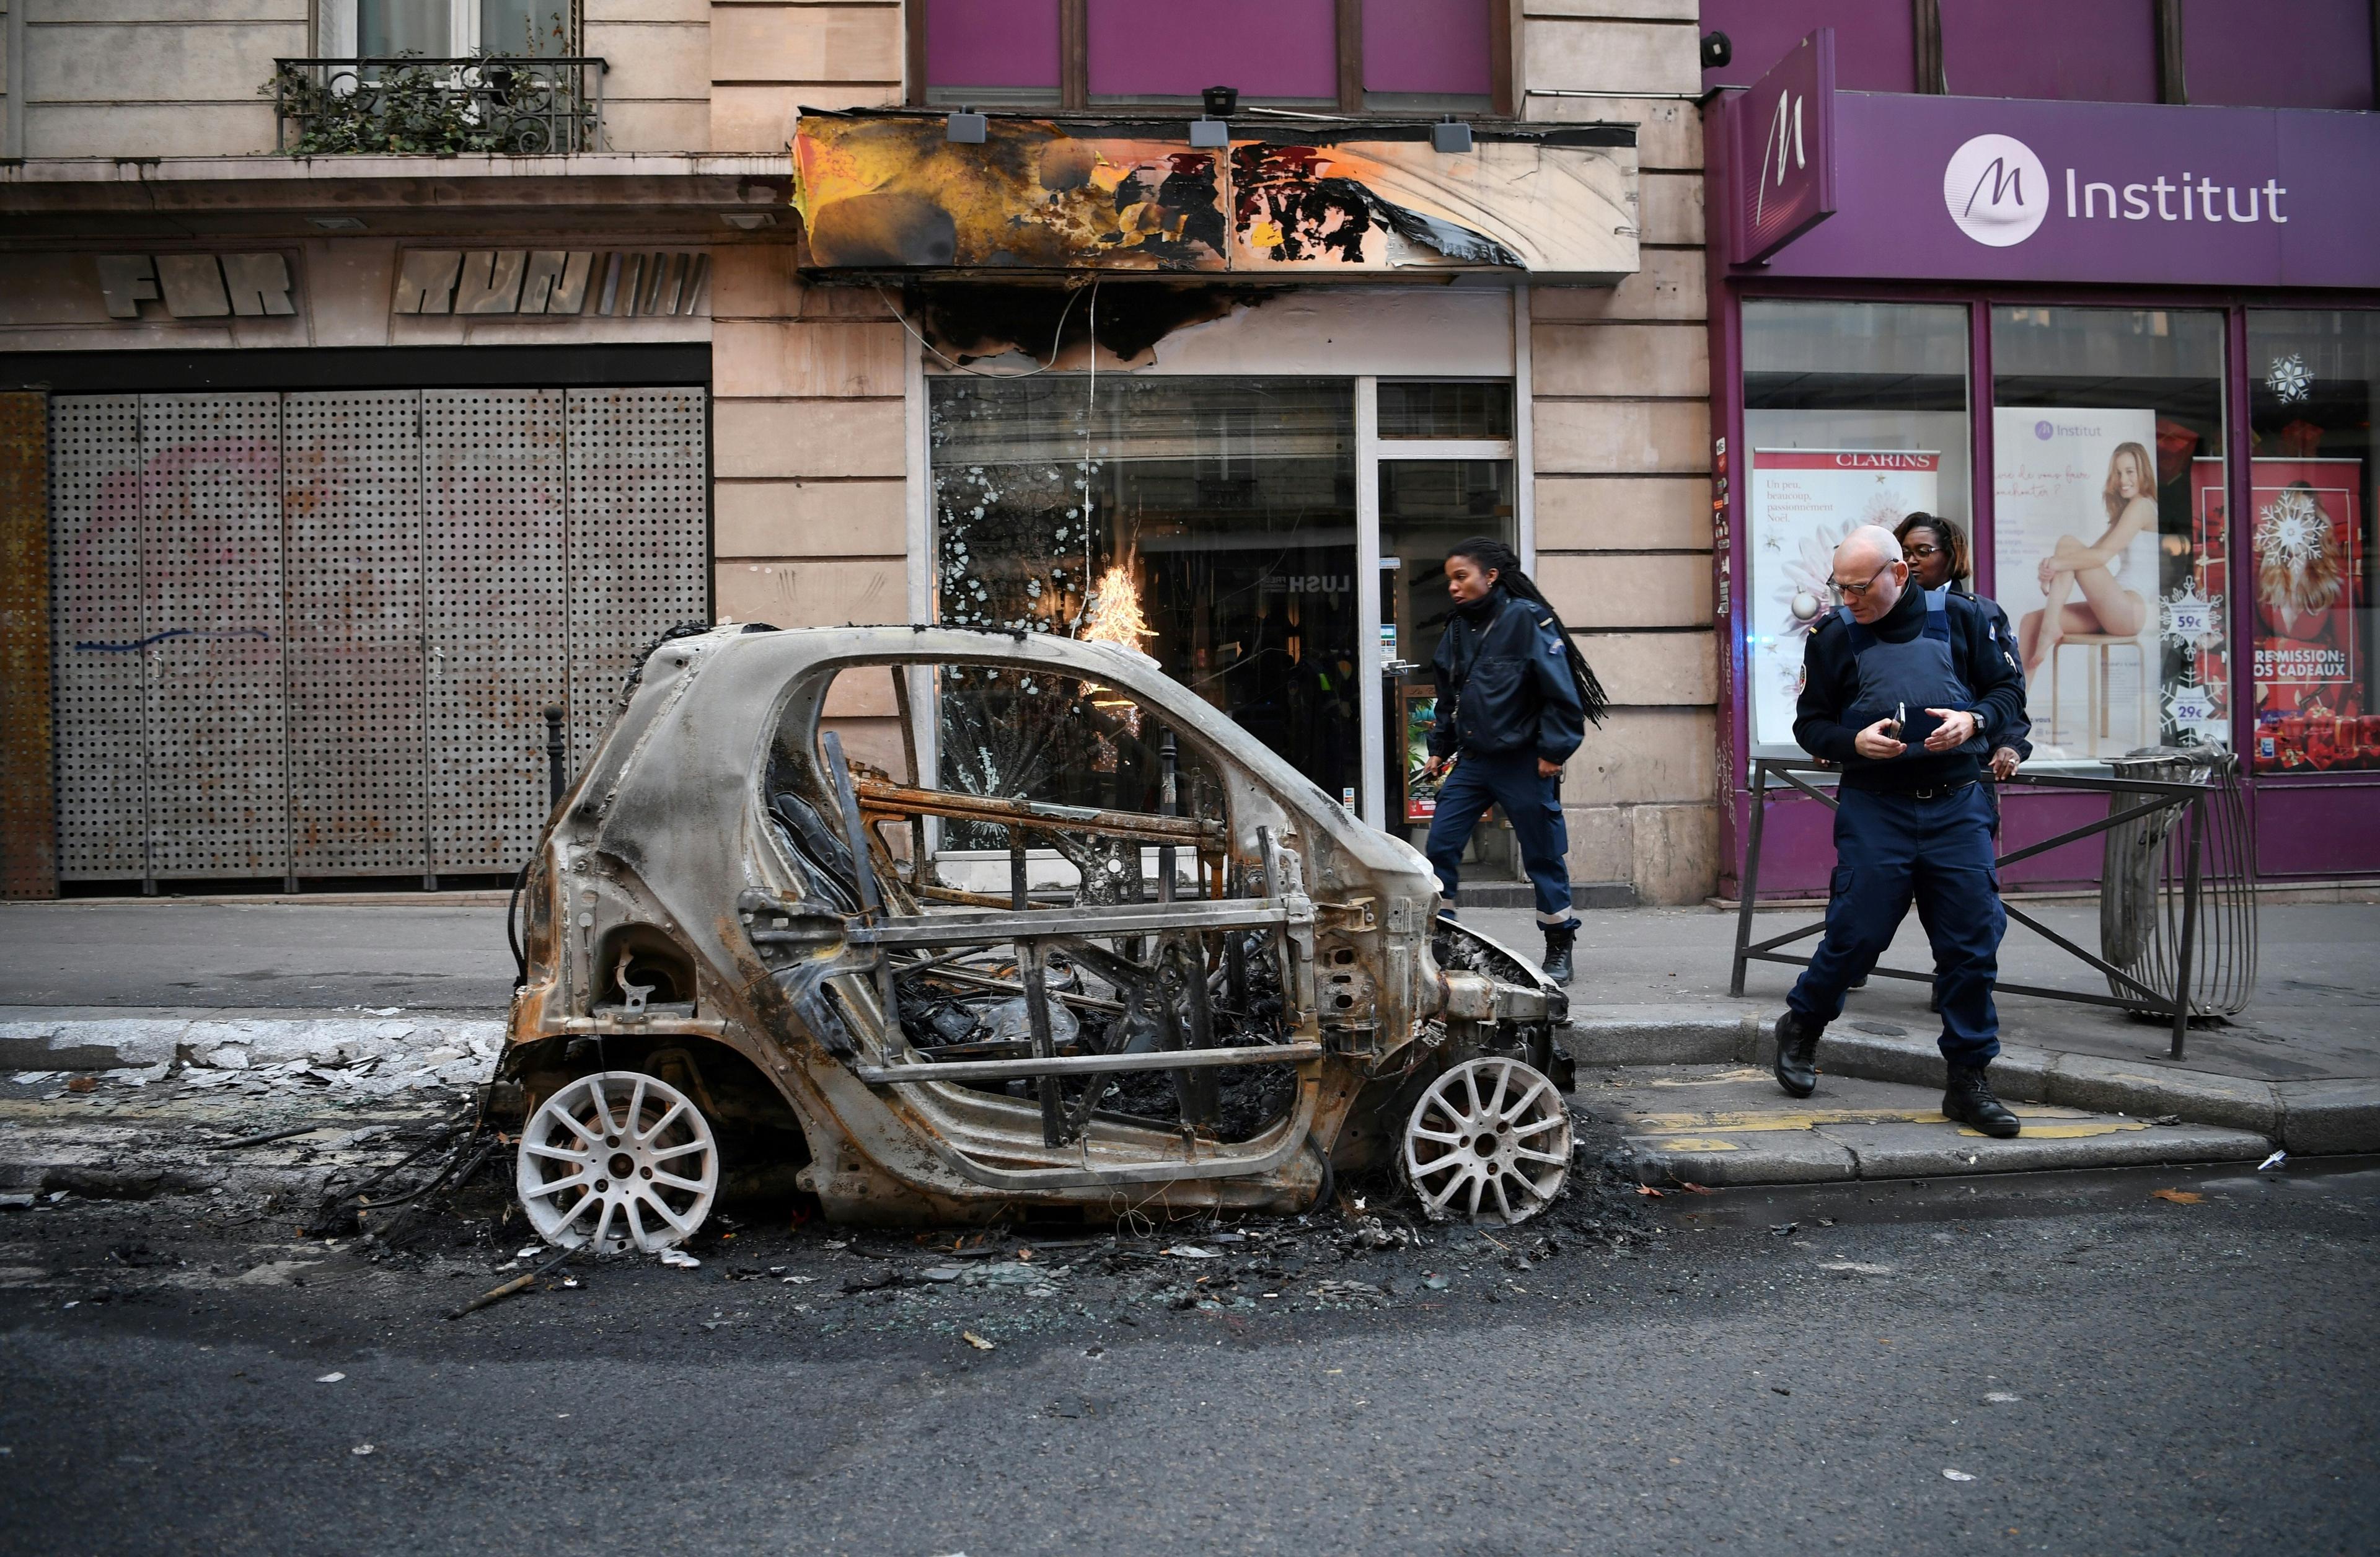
top-left (1774, 524), bottom-right (2030, 1137)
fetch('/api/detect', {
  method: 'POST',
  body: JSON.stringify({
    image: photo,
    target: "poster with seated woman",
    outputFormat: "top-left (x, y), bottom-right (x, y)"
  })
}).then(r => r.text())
top-left (2246, 461), bottom-right (2366, 770)
top-left (1992, 410), bottom-right (2162, 761)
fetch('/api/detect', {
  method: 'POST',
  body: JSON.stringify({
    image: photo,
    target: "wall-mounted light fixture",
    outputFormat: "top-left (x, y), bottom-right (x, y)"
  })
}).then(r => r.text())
top-left (1190, 84), bottom-right (1236, 148)
top-left (1430, 117), bottom-right (1473, 154)
top-left (946, 104), bottom-right (987, 144)
top-left (307, 215), bottom-right (367, 231)
top-left (1700, 31), bottom-right (1732, 69)
top-left (720, 211), bottom-right (777, 230)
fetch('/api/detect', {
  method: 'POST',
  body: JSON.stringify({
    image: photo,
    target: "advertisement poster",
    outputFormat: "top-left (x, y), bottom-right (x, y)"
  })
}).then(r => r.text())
top-left (1991, 408), bottom-right (2161, 761)
top-left (1748, 449), bottom-right (1941, 749)
top-left (2248, 458), bottom-right (2368, 770)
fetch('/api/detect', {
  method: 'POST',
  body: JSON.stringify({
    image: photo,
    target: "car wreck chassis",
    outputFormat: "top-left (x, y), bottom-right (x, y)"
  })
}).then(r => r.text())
top-left (497, 625), bottom-right (1574, 1250)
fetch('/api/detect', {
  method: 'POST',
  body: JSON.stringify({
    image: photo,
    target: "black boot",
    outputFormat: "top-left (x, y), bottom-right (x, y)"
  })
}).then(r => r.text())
top-left (1540, 925), bottom-right (1577, 986)
top-left (1943, 1064), bottom-right (2021, 1138)
top-left (1773, 1009), bottom-right (1822, 1098)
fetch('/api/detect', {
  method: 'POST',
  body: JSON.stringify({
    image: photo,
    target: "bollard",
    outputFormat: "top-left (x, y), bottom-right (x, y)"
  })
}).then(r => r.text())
top-left (543, 705), bottom-right (568, 813)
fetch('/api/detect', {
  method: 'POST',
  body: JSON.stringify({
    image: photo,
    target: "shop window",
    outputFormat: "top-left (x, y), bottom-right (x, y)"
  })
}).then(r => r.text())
top-left (928, 376), bottom-right (1359, 807)
top-left (1742, 300), bottom-right (1972, 759)
top-left (1698, 0), bottom-right (1917, 94)
top-left (922, 0), bottom-right (1063, 108)
top-left (2242, 311), bottom-right (2380, 774)
top-left (2182, 0), bottom-right (2376, 111)
top-left (1378, 379), bottom-right (1512, 440)
top-left (1939, 0), bottom-right (2157, 104)
top-left (804, 661), bottom-right (1229, 865)
top-left (1990, 306), bottom-right (2228, 761)
top-left (921, 0), bottom-right (1493, 110)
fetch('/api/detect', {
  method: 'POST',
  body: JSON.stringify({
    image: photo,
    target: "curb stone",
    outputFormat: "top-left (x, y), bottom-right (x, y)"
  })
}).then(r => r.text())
top-left (1564, 1007), bottom-right (2380, 1157)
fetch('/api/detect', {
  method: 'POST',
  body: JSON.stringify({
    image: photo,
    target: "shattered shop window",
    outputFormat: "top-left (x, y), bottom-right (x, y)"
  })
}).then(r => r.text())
top-left (928, 375), bottom-right (1359, 803)
top-left (930, 662), bottom-right (1226, 861)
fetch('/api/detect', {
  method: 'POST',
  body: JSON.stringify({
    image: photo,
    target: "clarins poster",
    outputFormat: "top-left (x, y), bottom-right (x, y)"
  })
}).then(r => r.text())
top-left (1748, 449), bottom-right (1941, 751)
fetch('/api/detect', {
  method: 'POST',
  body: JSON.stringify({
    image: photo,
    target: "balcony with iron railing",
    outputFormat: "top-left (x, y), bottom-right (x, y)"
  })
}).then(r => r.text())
top-left (267, 56), bottom-right (606, 155)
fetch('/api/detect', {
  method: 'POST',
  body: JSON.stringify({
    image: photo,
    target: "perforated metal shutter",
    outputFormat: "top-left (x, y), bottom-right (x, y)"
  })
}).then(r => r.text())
top-left (47, 397), bottom-right (147, 880)
top-left (284, 391), bottom-right (427, 878)
top-left (142, 394), bottom-right (289, 879)
top-left (565, 387), bottom-right (710, 766)
top-left (46, 385), bottom-right (707, 884)
top-left (425, 390), bottom-right (567, 874)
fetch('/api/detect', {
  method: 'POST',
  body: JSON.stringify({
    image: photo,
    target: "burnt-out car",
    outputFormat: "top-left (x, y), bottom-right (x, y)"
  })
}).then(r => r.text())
top-left (499, 625), bottom-right (1573, 1252)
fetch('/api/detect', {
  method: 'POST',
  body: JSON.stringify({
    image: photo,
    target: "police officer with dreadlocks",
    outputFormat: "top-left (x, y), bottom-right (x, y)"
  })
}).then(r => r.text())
top-left (1419, 537), bottom-right (1608, 984)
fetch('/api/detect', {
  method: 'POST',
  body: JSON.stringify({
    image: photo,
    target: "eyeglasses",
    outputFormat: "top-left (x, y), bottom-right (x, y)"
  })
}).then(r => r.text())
top-left (1902, 543), bottom-right (1942, 560)
top-left (1828, 560), bottom-right (1896, 601)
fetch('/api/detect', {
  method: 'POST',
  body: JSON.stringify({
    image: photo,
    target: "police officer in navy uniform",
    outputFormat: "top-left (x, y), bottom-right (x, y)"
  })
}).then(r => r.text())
top-left (1419, 537), bottom-right (1608, 984)
top-left (1774, 524), bottom-right (2029, 1137)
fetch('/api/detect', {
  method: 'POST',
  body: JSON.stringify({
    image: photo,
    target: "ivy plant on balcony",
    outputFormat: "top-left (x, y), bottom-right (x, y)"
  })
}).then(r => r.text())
top-left (263, 54), bottom-right (594, 156)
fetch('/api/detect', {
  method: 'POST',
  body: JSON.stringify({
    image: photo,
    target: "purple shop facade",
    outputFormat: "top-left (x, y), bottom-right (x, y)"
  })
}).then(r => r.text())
top-left (1705, 33), bottom-right (2380, 898)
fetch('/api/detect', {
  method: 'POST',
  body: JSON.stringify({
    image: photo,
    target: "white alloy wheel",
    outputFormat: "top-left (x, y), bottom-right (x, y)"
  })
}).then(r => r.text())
top-left (517, 1071), bottom-right (719, 1255)
top-left (1402, 1057), bottom-right (1572, 1225)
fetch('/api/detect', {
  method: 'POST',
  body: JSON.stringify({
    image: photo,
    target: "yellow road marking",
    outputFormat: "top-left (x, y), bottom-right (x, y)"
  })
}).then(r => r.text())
top-left (1960, 1119), bottom-right (2144, 1139)
top-left (1628, 1105), bottom-right (2096, 1133)
top-left (1656, 1138), bottom-right (1743, 1152)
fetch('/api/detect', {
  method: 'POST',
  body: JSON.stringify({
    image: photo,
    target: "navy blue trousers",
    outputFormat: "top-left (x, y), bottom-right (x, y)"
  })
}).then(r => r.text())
top-left (1788, 783), bottom-right (2005, 1065)
top-left (1424, 750), bottom-right (1576, 925)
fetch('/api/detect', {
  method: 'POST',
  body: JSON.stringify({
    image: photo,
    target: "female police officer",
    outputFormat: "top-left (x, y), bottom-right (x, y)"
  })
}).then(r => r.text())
top-left (1418, 537), bottom-right (1607, 983)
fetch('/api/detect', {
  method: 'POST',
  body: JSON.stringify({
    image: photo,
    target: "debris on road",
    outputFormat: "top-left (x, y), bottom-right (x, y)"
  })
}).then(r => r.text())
top-left (2149, 1189), bottom-right (2205, 1204)
top-left (444, 1248), bottom-right (573, 1320)
top-left (962, 1331), bottom-right (995, 1351)
top-left (2259, 1150), bottom-right (2286, 1171)
top-left (1943, 1469), bottom-right (1975, 1482)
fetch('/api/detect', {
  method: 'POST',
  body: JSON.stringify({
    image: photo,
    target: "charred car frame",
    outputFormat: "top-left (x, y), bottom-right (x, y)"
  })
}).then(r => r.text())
top-left (498, 625), bottom-right (1573, 1250)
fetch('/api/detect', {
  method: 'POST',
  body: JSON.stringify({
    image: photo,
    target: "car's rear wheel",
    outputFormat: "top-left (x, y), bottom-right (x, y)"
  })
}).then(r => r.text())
top-left (1402, 1057), bottom-right (1571, 1225)
top-left (517, 1070), bottom-right (719, 1254)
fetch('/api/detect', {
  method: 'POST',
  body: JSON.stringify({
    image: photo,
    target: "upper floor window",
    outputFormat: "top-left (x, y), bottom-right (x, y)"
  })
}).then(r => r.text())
top-left (329, 0), bottom-right (574, 58)
top-left (2181, 0), bottom-right (2376, 111)
top-left (1699, 0), bottom-right (2379, 111)
top-left (1939, 0), bottom-right (2157, 103)
top-left (917, 0), bottom-right (1499, 114)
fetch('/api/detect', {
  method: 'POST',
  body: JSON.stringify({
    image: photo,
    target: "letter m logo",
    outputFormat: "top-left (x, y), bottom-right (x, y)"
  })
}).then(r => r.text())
top-left (1755, 89), bottom-right (1805, 225)
top-left (1961, 156), bottom-right (2024, 219)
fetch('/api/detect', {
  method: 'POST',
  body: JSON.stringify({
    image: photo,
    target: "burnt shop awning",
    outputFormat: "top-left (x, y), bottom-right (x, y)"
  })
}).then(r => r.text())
top-left (790, 110), bottom-right (1639, 284)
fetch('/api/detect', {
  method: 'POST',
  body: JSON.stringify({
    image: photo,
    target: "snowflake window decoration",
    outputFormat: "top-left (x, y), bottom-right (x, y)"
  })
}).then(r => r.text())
top-left (2256, 486), bottom-right (2326, 565)
top-left (2267, 353), bottom-right (2312, 404)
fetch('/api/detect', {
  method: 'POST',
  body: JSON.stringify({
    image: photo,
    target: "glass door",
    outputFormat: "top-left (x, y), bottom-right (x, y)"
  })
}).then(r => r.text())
top-left (1356, 381), bottom-right (1518, 846)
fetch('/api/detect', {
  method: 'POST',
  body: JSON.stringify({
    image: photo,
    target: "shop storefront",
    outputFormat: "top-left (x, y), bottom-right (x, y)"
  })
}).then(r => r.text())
top-left (0, 218), bottom-right (722, 894)
top-left (1706, 35), bottom-right (2380, 895)
top-left (791, 108), bottom-right (1644, 890)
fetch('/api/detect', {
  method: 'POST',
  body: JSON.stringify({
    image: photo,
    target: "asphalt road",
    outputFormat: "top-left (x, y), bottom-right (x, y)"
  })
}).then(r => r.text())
top-left (2, 1158), bottom-right (2372, 1555)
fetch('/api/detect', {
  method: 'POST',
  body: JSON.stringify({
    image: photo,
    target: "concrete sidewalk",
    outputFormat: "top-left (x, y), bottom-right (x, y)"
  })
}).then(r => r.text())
top-left (3, 894), bottom-right (2377, 1188)
top-left (1466, 899), bottom-right (2380, 1175)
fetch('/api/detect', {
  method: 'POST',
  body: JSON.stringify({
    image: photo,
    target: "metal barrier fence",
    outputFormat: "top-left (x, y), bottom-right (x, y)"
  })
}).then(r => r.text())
top-left (1728, 754), bottom-right (2257, 1062)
